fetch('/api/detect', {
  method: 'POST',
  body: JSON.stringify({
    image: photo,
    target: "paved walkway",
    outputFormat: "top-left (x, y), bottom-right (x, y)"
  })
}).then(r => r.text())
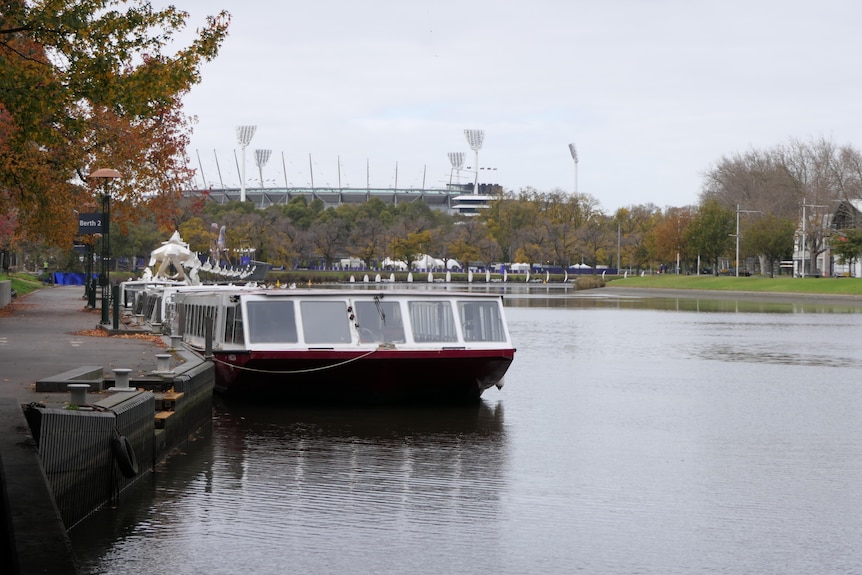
top-left (0, 285), bottom-right (168, 404)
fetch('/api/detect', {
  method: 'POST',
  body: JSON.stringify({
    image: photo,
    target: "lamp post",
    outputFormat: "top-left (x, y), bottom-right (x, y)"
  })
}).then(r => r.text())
top-left (464, 129), bottom-right (484, 195)
top-left (568, 143), bottom-right (578, 195)
top-left (236, 125), bottom-right (257, 202)
top-left (88, 168), bottom-right (121, 324)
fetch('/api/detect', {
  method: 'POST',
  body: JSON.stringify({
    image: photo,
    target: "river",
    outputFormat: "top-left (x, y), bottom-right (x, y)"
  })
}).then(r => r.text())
top-left (70, 288), bottom-right (862, 574)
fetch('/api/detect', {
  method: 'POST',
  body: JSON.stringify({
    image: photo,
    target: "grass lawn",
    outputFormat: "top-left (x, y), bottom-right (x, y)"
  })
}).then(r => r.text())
top-left (0, 272), bottom-right (46, 297)
top-left (609, 274), bottom-right (862, 295)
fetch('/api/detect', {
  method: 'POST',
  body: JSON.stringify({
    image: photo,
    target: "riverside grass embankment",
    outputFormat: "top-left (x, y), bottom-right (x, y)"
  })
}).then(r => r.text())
top-left (607, 274), bottom-right (862, 303)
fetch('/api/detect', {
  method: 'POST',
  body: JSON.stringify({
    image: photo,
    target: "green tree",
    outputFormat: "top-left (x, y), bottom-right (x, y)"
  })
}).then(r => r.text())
top-left (687, 199), bottom-right (734, 273)
top-left (743, 215), bottom-right (795, 277)
top-left (831, 228), bottom-right (862, 277)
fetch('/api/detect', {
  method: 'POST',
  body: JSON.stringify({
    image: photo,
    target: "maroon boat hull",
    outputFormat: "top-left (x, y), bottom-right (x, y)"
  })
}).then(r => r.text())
top-left (210, 348), bottom-right (515, 403)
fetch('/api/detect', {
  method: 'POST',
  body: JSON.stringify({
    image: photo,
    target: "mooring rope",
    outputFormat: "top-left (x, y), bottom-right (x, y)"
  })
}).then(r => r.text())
top-left (206, 348), bottom-right (380, 374)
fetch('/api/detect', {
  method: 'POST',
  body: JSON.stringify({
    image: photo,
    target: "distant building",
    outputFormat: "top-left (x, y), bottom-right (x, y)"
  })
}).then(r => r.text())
top-left (183, 182), bottom-right (503, 216)
top-left (830, 199), bottom-right (862, 277)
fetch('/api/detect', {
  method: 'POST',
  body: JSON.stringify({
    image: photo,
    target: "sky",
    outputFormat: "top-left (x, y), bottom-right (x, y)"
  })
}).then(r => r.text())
top-left (163, 0), bottom-right (862, 212)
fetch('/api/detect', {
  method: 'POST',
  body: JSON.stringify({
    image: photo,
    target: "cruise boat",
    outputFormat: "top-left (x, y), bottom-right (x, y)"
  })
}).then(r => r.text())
top-left (173, 287), bottom-right (516, 403)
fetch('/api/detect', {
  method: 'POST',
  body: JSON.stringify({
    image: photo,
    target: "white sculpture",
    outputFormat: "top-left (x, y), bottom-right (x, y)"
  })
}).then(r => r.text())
top-left (144, 231), bottom-right (201, 285)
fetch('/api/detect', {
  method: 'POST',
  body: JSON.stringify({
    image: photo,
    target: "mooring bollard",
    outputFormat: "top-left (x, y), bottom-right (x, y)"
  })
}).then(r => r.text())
top-left (68, 383), bottom-right (90, 406)
top-left (169, 334), bottom-right (182, 351)
top-left (112, 368), bottom-right (133, 389)
top-left (155, 353), bottom-right (172, 373)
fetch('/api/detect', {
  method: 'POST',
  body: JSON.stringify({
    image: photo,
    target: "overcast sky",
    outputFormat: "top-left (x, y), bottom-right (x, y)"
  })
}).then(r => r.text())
top-left (167, 0), bottom-right (862, 212)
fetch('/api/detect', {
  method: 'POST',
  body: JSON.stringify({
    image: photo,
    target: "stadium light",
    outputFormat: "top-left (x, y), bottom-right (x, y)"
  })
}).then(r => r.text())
top-left (568, 143), bottom-right (578, 195)
top-left (236, 125), bottom-right (257, 201)
top-left (254, 149), bottom-right (272, 188)
top-left (447, 152), bottom-right (465, 185)
top-left (464, 129), bottom-right (484, 195)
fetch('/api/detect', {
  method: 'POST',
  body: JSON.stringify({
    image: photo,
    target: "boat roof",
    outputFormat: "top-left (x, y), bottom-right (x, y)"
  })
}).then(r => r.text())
top-left (174, 286), bottom-right (504, 300)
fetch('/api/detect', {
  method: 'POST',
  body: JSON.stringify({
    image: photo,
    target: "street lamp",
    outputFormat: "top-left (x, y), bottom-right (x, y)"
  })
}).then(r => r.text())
top-left (236, 125), bottom-right (257, 202)
top-left (734, 205), bottom-right (763, 277)
top-left (254, 149), bottom-right (271, 188)
top-left (568, 143), bottom-right (578, 195)
top-left (87, 168), bottom-right (121, 325)
top-left (464, 129), bottom-right (484, 195)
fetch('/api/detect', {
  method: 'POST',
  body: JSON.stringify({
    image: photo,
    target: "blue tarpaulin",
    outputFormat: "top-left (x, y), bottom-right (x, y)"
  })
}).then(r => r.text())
top-left (52, 273), bottom-right (93, 285)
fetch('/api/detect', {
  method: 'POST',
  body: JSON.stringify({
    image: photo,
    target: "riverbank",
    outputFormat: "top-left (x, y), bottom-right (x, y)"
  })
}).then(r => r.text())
top-left (609, 274), bottom-right (862, 295)
top-left (0, 286), bottom-right (210, 574)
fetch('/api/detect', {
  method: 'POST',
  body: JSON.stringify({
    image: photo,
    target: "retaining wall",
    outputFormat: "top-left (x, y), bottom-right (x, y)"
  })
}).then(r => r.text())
top-left (0, 281), bottom-right (10, 308)
top-left (19, 356), bottom-right (214, 530)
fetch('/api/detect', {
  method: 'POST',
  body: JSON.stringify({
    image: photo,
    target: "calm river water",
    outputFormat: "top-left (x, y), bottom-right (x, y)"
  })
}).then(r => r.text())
top-left (71, 288), bottom-right (862, 574)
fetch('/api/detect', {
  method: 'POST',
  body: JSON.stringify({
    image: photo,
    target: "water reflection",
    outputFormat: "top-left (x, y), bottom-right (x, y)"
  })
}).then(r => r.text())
top-left (72, 401), bottom-right (508, 575)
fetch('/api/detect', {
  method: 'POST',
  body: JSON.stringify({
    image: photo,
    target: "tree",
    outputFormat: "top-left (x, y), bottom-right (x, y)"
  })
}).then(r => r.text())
top-left (687, 199), bottom-right (734, 273)
top-left (0, 0), bottom-right (230, 245)
top-left (310, 217), bottom-right (348, 268)
top-left (449, 219), bottom-right (486, 268)
top-left (831, 228), bottom-right (862, 276)
top-left (743, 215), bottom-right (795, 277)
top-left (389, 231), bottom-right (432, 269)
top-left (350, 216), bottom-right (389, 268)
top-left (578, 214), bottom-right (613, 271)
top-left (647, 206), bottom-right (695, 272)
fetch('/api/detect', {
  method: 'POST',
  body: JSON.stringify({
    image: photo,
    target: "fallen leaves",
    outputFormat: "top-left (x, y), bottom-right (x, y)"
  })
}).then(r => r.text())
top-left (74, 329), bottom-right (168, 347)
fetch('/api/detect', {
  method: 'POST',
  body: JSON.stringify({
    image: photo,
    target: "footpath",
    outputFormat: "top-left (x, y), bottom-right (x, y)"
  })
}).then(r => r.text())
top-left (0, 285), bottom-right (173, 575)
top-left (1, 285), bottom-right (171, 403)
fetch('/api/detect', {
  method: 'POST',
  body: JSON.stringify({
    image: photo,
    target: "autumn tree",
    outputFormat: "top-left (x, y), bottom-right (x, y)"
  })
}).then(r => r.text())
top-left (647, 206), bottom-right (695, 272)
top-left (0, 0), bottom-right (230, 246)
top-left (389, 230), bottom-right (432, 270)
top-left (615, 204), bottom-right (661, 271)
top-left (449, 219), bottom-right (486, 268)
top-left (482, 190), bottom-right (541, 262)
top-left (578, 214), bottom-right (614, 271)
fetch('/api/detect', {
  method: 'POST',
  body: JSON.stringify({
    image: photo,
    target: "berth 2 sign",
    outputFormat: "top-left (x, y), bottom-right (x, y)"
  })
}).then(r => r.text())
top-left (78, 213), bottom-right (103, 235)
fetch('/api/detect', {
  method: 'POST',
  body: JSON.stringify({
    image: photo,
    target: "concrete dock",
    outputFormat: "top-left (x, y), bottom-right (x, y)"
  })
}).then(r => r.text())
top-left (0, 285), bottom-right (185, 574)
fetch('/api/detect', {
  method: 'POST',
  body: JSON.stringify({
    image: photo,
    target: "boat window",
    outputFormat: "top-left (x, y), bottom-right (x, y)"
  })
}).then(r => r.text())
top-left (457, 301), bottom-right (506, 342)
top-left (182, 303), bottom-right (218, 339)
top-left (354, 300), bottom-right (405, 343)
top-left (408, 301), bottom-right (457, 343)
top-left (224, 304), bottom-right (244, 344)
top-left (247, 301), bottom-right (297, 344)
top-left (300, 301), bottom-right (351, 344)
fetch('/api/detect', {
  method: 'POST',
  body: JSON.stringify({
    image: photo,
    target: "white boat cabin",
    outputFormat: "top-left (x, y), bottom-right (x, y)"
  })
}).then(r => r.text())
top-left (174, 289), bottom-right (512, 351)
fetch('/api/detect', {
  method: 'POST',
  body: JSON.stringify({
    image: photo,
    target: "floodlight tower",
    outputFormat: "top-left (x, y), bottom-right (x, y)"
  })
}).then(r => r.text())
top-left (464, 129), bottom-right (484, 195)
top-left (447, 152), bottom-right (465, 186)
top-left (568, 143), bottom-right (579, 195)
top-left (254, 149), bottom-right (272, 188)
top-left (236, 125), bottom-right (257, 201)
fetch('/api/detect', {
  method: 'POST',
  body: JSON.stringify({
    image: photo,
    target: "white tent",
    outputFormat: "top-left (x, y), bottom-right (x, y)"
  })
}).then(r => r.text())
top-left (382, 257), bottom-right (408, 271)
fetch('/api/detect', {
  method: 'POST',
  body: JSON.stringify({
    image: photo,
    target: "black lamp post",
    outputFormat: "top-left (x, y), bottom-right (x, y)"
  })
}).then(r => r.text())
top-left (88, 169), bottom-right (121, 324)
